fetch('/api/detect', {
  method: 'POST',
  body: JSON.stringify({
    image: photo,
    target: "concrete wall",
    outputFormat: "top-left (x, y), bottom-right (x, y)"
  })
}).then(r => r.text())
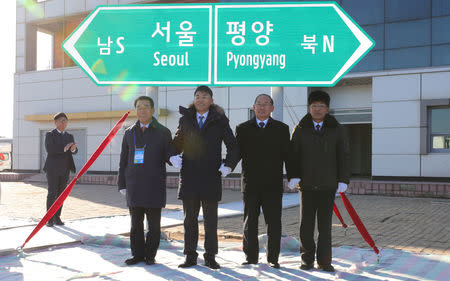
top-left (372, 71), bottom-right (450, 177)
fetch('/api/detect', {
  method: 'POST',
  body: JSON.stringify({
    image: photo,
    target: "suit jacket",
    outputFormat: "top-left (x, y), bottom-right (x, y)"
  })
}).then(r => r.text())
top-left (43, 129), bottom-right (77, 175)
top-left (236, 117), bottom-right (291, 193)
top-left (173, 104), bottom-right (239, 201)
top-left (118, 118), bottom-right (174, 208)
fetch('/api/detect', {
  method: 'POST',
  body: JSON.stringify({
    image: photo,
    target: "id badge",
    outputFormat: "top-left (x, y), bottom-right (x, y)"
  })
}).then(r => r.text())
top-left (134, 148), bottom-right (145, 164)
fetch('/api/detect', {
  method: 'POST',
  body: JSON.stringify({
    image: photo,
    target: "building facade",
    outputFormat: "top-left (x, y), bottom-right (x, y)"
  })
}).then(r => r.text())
top-left (13, 0), bottom-right (450, 181)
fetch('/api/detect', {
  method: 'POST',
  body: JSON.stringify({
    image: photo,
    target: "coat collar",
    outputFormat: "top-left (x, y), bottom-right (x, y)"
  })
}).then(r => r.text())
top-left (298, 113), bottom-right (339, 129)
top-left (133, 117), bottom-right (161, 130)
top-left (179, 104), bottom-right (226, 127)
top-left (250, 116), bottom-right (274, 128)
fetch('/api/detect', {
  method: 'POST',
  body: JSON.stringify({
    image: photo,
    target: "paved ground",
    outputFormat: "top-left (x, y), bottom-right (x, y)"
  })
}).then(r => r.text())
top-left (1, 181), bottom-right (449, 256)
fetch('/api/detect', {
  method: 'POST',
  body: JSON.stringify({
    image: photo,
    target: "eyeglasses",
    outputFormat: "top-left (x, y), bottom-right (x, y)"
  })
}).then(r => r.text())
top-left (310, 104), bottom-right (328, 110)
top-left (255, 103), bottom-right (272, 107)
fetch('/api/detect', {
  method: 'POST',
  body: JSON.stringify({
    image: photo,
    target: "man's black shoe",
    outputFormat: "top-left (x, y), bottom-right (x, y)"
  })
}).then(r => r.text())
top-left (204, 258), bottom-right (221, 269)
top-left (125, 256), bottom-right (145, 265)
top-left (46, 219), bottom-right (54, 227)
top-left (269, 262), bottom-right (280, 269)
top-left (145, 258), bottom-right (156, 265)
top-left (178, 258), bottom-right (197, 268)
top-left (300, 262), bottom-right (314, 270)
top-left (241, 261), bottom-right (258, 265)
top-left (318, 264), bottom-right (335, 272)
top-left (54, 217), bottom-right (64, 225)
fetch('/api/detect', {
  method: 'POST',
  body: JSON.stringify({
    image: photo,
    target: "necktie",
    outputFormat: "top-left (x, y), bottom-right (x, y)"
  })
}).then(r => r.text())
top-left (198, 116), bottom-right (204, 129)
top-left (142, 126), bottom-right (146, 133)
top-left (259, 122), bottom-right (265, 129)
top-left (316, 124), bottom-right (321, 131)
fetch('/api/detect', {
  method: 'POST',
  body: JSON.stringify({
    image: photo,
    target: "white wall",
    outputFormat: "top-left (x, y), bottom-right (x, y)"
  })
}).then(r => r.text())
top-left (372, 74), bottom-right (422, 177)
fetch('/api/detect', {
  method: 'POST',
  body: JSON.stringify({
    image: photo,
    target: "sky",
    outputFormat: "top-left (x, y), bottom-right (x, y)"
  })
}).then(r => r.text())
top-left (0, 0), bottom-right (16, 138)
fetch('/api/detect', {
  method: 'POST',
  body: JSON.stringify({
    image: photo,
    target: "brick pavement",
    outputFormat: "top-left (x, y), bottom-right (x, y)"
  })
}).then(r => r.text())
top-left (162, 194), bottom-right (450, 255)
top-left (1, 182), bottom-right (448, 255)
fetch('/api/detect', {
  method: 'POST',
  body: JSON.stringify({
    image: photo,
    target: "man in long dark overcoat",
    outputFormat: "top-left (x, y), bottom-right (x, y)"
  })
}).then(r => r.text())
top-left (118, 96), bottom-right (174, 266)
top-left (171, 85), bottom-right (239, 269)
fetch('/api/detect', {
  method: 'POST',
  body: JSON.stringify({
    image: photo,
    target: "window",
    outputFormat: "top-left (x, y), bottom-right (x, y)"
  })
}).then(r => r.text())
top-left (386, 0), bottom-right (430, 22)
top-left (36, 31), bottom-right (53, 71)
top-left (429, 107), bottom-right (450, 152)
top-left (248, 108), bottom-right (255, 120)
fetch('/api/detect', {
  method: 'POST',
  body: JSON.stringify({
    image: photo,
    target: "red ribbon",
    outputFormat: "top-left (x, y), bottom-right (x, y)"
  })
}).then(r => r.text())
top-left (21, 111), bottom-right (130, 249)
top-left (333, 203), bottom-right (347, 228)
top-left (339, 192), bottom-right (379, 254)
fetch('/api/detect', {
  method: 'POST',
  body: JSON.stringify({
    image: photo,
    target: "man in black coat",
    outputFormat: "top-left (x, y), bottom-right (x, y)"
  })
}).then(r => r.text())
top-left (171, 85), bottom-right (239, 269)
top-left (118, 96), bottom-right (174, 266)
top-left (289, 90), bottom-right (351, 272)
top-left (44, 112), bottom-right (77, 227)
top-left (236, 94), bottom-right (291, 269)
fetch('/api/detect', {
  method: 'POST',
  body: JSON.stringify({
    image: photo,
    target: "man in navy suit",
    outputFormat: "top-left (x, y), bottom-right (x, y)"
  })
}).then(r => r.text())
top-left (43, 112), bottom-right (77, 227)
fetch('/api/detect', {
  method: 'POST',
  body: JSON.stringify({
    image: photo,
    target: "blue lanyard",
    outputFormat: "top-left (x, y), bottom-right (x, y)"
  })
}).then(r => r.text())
top-left (133, 127), bottom-right (151, 149)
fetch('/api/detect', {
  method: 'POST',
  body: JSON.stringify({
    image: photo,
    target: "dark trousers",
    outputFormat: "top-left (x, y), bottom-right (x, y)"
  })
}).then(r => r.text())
top-left (129, 207), bottom-right (161, 259)
top-left (46, 172), bottom-right (69, 219)
top-left (243, 191), bottom-right (282, 263)
top-left (182, 198), bottom-right (218, 259)
top-left (300, 190), bottom-right (335, 266)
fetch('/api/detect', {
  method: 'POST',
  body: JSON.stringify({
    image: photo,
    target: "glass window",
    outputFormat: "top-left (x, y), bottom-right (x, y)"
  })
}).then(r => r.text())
top-left (385, 19), bottom-right (430, 49)
top-left (432, 0), bottom-right (450, 17)
top-left (429, 107), bottom-right (450, 152)
top-left (341, 0), bottom-right (384, 25)
top-left (362, 24), bottom-right (384, 50)
top-left (36, 31), bottom-right (53, 71)
top-left (432, 16), bottom-right (450, 45)
top-left (432, 44), bottom-right (450, 67)
top-left (386, 0), bottom-right (431, 22)
top-left (248, 109), bottom-right (255, 120)
top-left (385, 46), bottom-right (430, 69)
top-left (350, 50), bottom-right (383, 72)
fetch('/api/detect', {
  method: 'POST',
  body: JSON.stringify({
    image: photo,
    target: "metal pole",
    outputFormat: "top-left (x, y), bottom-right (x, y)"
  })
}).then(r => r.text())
top-left (271, 87), bottom-right (283, 122)
top-left (146, 87), bottom-right (159, 119)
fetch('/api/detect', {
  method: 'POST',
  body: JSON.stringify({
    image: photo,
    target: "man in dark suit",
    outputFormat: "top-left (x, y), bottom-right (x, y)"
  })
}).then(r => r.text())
top-left (44, 112), bottom-right (77, 227)
top-left (171, 85), bottom-right (239, 269)
top-left (235, 94), bottom-right (291, 269)
top-left (118, 96), bottom-right (174, 266)
top-left (289, 90), bottom-right (351, 272)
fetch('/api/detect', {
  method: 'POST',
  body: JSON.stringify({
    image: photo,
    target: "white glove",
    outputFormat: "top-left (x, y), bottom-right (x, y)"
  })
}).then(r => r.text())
top-left (337, 182), bottom-right (348, 193)
top-left (288, 178), bottom-right (301, 190)
top-left (170, 154), bottom-right (182, 169)
top-left (119, 189), bottom-right (126, 196)
top-left (219, 163), bottom-right (231, 177)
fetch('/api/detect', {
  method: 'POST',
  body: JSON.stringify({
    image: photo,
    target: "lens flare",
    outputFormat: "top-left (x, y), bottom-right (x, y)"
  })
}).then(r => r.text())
top-left (19, 0), bottom-right (44, 19)
top-left (111, 70), bottom-right (138, 102)
top-left (91, 59), bottom-right (107, 75)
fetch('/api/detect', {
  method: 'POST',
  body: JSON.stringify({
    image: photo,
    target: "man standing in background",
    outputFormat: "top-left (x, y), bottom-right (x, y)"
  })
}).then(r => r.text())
top-left (44, 112), bottom-right (77, 227)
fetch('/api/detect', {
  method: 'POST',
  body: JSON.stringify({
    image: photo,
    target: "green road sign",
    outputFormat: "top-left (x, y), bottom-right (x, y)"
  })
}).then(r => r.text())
top-left (215, 3), bottom-right (374, 86)
top-left (63, 5), bottom-right (212, 85)
top-left (63, 2), bottom-right (374, 87)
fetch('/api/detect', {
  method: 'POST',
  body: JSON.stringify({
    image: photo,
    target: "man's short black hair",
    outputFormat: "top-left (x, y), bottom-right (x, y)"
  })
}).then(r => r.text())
top-left (53, 112), bottom-right (68, 121)
top-left (134, 96), bottom-right (154, 108)
top-left (254, 94), bottom-right (274, 105)
top-left (194, 85), bottom-right (213, 98)
top-left (308, 90), bottom-right (330, 107)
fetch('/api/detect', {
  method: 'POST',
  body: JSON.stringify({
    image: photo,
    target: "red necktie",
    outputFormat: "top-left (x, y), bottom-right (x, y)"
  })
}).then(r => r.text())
top-left (142, 126), bottom-right (146, 133)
